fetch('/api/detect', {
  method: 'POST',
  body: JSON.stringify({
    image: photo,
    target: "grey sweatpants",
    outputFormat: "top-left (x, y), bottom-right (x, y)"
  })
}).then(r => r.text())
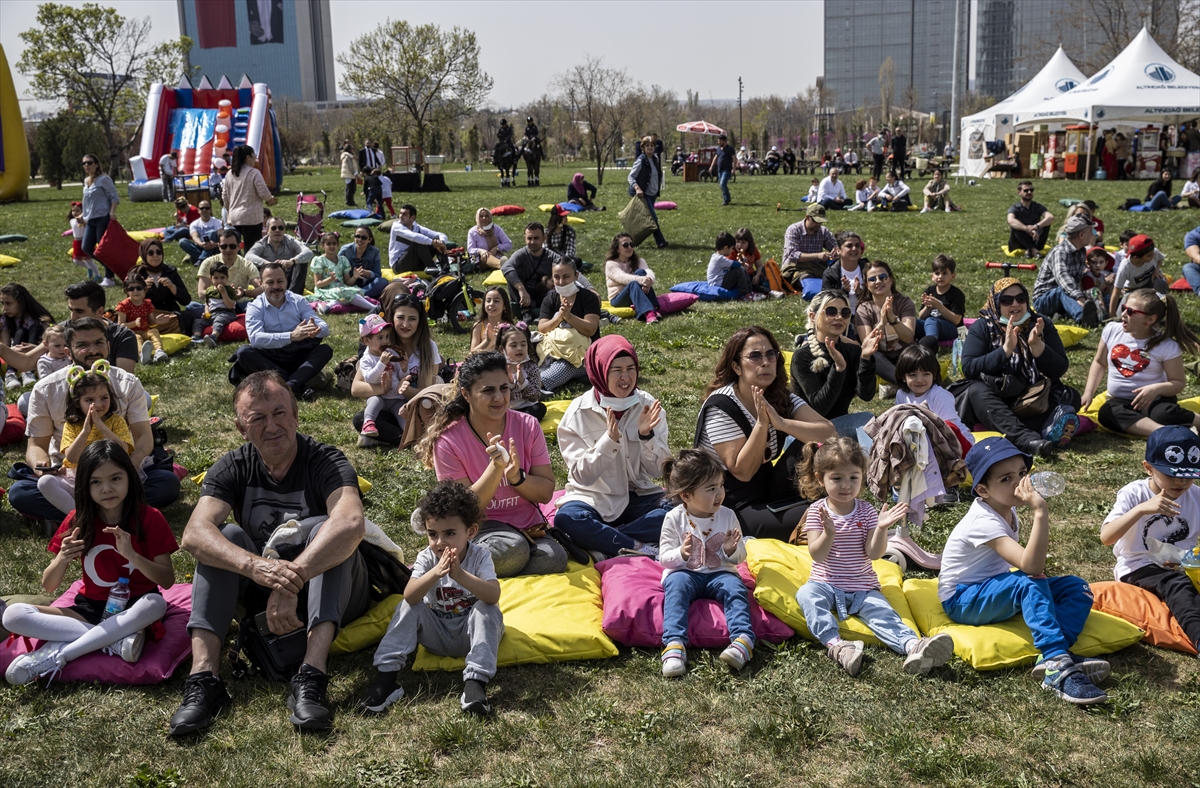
top-left (187, 521), bottom-right (371, 641)
top-left (373, 599), bottom-right (504, 682)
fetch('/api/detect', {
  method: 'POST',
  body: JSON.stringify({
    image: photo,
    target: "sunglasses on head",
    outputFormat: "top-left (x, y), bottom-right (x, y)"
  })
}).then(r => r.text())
top-left (741, 349), bottom-right (779, 365)
top-left (866, 272), bottom-right (890, 283)
top-left (997, 293), bottom-right (1028, 307)
top-left (219, 243), bottom-right (239, 250)
top-left (822, 306), bottom-right (853, 319)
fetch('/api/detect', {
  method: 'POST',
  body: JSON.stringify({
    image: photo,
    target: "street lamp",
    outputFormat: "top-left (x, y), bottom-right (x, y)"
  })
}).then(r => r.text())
top-left (738, 77), bottom-right (743, 147)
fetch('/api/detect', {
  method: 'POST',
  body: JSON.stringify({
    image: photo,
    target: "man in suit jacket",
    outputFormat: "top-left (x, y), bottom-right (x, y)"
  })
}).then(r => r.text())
top-left (358, 141), bottom-right (384, 174)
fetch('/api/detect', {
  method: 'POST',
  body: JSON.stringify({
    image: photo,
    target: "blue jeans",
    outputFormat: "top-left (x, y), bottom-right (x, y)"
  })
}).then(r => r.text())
top-left (608, 268), bottom-right (661, 319)
top-left (661, 569), bottom-right (754, 647)
top-left (942, 571), bottom-right (1093, 661)
top-left (179, 235), bottom-right (219, 265)
top-left (717, 170), bottom-right (732, 204)
top-left (830, 411), bottom-right (873, 449)
top-left (553, 491), bottom-right (670, 554)
top-left (1145, 191), bottom-right (1180, 211)
top-left (82, 215), bottom-right (111, 277)
top-left (796, 581), bottom-right (917, 651)
top-left (162, 226), bottom-right (191, 242)
top-left (1183, 262), bottom-right (1200, 296)
top-left (643, 196), bottom-right (667, 246)
top-left (361, 276), bottom-right (388, 300)
top-left (1033, 287), bottom-right (1084, 322)
top-left (922, 316), bottom-right (958, 343)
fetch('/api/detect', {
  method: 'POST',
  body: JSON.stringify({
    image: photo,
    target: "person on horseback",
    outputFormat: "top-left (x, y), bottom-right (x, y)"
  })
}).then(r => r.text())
top-left (497, 119), bottom-right (514, 146)
top-left (524, 117), bottom-right (540, 144)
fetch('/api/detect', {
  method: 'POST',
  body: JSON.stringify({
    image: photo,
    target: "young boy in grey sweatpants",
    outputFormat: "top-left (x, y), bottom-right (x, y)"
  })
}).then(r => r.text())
top-left (359, 481), bottom-right (504, 715)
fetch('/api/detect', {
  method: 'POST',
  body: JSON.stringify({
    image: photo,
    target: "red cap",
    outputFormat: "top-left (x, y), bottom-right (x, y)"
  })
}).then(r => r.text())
top-left (1128, 234), bottom-right (1155, 257)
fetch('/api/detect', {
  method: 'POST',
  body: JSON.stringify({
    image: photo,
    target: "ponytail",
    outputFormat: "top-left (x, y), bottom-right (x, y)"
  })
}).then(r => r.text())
top-left (796, 441), bottom-right (826, 499)
top-left (415, 351), bottom-right (508, 468)
top-left (1129, 290), bottom-right (1200, 355)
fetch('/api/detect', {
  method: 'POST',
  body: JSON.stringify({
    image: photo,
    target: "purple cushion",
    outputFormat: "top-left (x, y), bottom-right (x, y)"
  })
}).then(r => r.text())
top-left (595, 556), bottom-right (794, 648)
top-left (0, 582), bottom-right (193, 685)
top-left (315, 300), bottom-right (375, 315)
top-left (655, 291), bottom-right (698, 315)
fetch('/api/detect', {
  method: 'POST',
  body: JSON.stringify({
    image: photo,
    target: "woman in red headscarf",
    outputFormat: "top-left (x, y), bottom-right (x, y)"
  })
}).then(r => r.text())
top-left (566, 172), bottom-right (602, 211)
top-left (553, 335), bottom-right (673, 559)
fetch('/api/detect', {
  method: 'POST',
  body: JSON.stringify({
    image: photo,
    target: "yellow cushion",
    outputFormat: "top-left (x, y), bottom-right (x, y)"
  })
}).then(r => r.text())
top-left (567, 216), bottom-right (585, 225)
top-left (127, 230), bottom-right (163, 241)
top-left (783, 350), bottom-right (793, 387)
top-left (159, 333), bottom-right (191, 355)
top-left (483, 269), bottom-right (508, 287)
top-left (1179, 396), bottom-right (1200, 415)
top-left (148, 394), bottom-right (159, 417)
top-left (412, 561), bottom-right (618, 670)
top-left (539, 400), bottom-right (572, 435)
top-left (538, 203), bottom-right (556, 212)
top-left (902, 577), bottom-right (1143, 670)
top-left (330, 594), bottom-right (402, 655)
top-left (600, 302), bottom-right (636, 319)
top-left (1055, 324), bottom-right (1088, 348)
top-left (1078, 390), bottom-right (1112, 433)
top-left (0, 254), bottom-right (19, 267)
top-left (744, 540), bottom-right (919, 647)
top-left (190, 469), bottom-right (372, 494)
top-left (380, 268), bottom-right (428, 282)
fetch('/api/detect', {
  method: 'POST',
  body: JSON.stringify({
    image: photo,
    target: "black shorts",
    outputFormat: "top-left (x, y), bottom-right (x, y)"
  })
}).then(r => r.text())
top-left (67, 591), bottom-right (155, 626)
top-left (1098, 395), bottom-right (1195, 434)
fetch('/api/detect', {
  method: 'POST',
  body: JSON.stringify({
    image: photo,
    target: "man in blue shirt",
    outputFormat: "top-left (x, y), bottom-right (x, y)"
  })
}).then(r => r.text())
top-left (709, 133), bottom-right (735, 206)
top-left (1181, 225), bottom-right (1200, 296)
top-left (230, 262), bottom-right (332, 401)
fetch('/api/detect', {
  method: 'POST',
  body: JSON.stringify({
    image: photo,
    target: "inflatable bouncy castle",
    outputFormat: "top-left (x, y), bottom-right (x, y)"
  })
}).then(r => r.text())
top-left (127, 74), bottom-right (282, 201)
top-left (0, 44), bottom-right (31, 204)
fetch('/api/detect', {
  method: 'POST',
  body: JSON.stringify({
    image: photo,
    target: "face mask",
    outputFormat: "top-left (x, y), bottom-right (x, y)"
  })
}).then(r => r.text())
top-left (999, 310), bottom-right (1031, 327)
top-left (555, 281), bottom-right (578, 298)
top-left (599, 392), bottom-right (640, 411)
top-left (479, 222), bottom-right (494, 232)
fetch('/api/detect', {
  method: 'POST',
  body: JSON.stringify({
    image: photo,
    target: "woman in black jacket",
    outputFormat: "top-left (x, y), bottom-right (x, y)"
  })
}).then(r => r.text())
top-left (627, 137), bottom-right (667, 248)
top-left (136, 238), bottom-right (194, 334)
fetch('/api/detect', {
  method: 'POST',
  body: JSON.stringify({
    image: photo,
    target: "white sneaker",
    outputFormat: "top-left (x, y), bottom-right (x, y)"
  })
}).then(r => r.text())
top-left (21, 371), bottom-right (37, 387)
top-left (99, 278), bottom-right (118, 288)
top-left (140, 342), bottom-right (153, 364)
top-left (153, 349), bottom-right (170, 363)
top-left (920, 207), bottom-right (930, 214)
top-left (903, 633), bottom-right (955, 675)
top-left (103, 629), bottom-right (146, 663)
top-left (769, 290), bottom-right (785, 299)
top-left (945, 206), bottom-right (952, 213)
top-left (661, 642), bottom-right (687, 678)
top-left (6, 642), bottom-right (66, 685)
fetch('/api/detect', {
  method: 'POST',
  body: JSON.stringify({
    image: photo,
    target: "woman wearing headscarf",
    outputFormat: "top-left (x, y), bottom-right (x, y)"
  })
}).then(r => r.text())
top-left (948, 277), bottom-right (1080, 459)
top-left (466, 207), bottom-right (513, 270)
top-left (553, 336), bottom-right (673, 559)
top-left (566, 172), bottom-right (602, 211)
top-left (135, 238), bottom-right (192, 335)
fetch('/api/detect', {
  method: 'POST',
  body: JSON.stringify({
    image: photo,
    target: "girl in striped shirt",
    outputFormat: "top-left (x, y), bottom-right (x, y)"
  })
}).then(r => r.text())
top-left (794, 438), bottom-right (954, 677)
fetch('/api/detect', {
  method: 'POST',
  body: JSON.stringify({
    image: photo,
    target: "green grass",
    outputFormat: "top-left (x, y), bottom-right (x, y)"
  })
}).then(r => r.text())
top-left (2, 165), bottom-right (1200, 787)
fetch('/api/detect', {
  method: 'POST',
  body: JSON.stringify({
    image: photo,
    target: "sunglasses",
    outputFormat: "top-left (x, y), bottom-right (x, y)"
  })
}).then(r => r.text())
top-left (199, 206), bottom-right (212, 210)
top-left (82, 161), bottom-right (96, 166)
top-left (125, 285), bottom-right (145, 292)
top-left (219, 243), bottom-right (239, 250)
top-left (355, 234), bottom-right (370, 240)
top-left (822, 306), bottom-right (853, 319)
top-left (144, 248), bottom-right (163, 256)
top-left (866, 273), bottom-right (890, 283)
top-left (741, 350), bottom-right (779, 365)
top-left (841, 243), bottom-right (863, 249)
top-left (620, 242), bottom-right (634, 249)
top-left (1121, 306), bottom-right (1150, 317)
top-left (997, 293), bottom-right (1029, 307)
top-left (1020, 188), bottom-right (1034, 194)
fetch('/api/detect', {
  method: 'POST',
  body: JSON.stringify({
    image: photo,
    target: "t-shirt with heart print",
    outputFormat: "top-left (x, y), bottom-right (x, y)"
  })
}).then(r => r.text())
top-left (1102, 322), bottom-right (1181, 401)
top-left (1104, 478), bottom-right (1200, 579)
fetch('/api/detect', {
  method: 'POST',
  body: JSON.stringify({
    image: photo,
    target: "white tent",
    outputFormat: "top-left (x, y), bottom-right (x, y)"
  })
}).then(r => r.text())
top-left (959, 47), bottom-right (1088, 177)
top-left (1014, 28), bottom-right (1200, 128)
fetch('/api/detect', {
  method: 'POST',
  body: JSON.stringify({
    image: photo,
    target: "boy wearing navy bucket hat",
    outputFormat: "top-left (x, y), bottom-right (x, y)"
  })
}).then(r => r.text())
top-left (1100, 425), bottom-right (1200, 653)
top-left (938, 437), bottom-right (1110, 704)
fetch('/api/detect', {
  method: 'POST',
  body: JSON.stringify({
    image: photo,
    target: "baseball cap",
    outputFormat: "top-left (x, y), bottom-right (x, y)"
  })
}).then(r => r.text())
top-left (1062, 215), bottom-right (1096, 236)
top-left (1145, 425), bottom-right (1200, 478)
top-left (1086, 246), bottom-right (1114, 265)
top-left (965, 436), bottom-right (1032, 494)
top-left (1128, 234), bottom-right (1155, 257)
top-left (359, 314), bottom-right (389, 337)
top-left (806, 203), bottom-right (828, 223)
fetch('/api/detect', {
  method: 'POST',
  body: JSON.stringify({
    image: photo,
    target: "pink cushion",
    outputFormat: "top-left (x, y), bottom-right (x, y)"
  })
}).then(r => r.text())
top-left (202, 314), bottom-right (248, 342)
top-left (320, 301), bottom-right (373, 315)
top-left (655, 291), bottom-right (698, 315)
top-left (654, 201), bottom-right (677, 210)
top-left (0, 582), bottom-right (193, 685)
top-left (595, 556), bottom-right (794, 648)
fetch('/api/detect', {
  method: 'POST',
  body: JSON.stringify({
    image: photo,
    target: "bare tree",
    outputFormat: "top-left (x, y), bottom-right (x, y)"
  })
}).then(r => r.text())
top-left (1065, 0), bottom-right (1197, 72)
top-left (555, 57), bottom-right (640, 185)
top-left (878, 57), bottom-right (896, 126)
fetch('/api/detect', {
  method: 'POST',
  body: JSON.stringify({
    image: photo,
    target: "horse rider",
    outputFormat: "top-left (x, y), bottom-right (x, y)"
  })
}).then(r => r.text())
top-left (498, 119), bottom-right (515, 146)
top-left (524, 117), bottom-right (540, 144)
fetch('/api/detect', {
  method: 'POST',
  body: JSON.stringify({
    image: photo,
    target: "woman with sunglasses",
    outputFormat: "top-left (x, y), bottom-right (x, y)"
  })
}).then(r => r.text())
top-left (79, 154), bottom-right (120, 287)
top-left (133, 238), bottom-right (193, 335)
top-left (948, 278), bottom-right (1080, 458)
top-left (467, 208), bottom-right (513, 271)
top-left (605, 233), bottom-right (660, 323)
top-left (695, 327), bottom-right (835, 540)
top-left (351, 293), bottom-right (443, 447)
top-left (854, 261), bottom-right (917, 392)
top-left (792, 290), bottom-right (882, 442)
top-left (820, 231), bottom-right (868, 310)
top-left (339, 226), bottom-right (387, 299)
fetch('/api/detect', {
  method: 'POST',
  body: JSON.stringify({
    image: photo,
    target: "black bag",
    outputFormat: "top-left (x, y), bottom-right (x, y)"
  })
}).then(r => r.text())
top-left (358, 540), bottom-right (412, 602)
top-left (229, 611), bottom-right (307, 681)
top-left (424, 276), bottom-right (461, 321)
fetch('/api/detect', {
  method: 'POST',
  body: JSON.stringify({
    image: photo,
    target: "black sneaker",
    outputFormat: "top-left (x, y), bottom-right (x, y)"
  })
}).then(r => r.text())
top-left (460, 678), bottom-right (491, 715)
top-left (358, 669), bottom-right (404, 715)
top-left (288, 664), bottom-right (333, 730)
top-left (297, 387), bottom-right (319, 402)
top-left (168, 671), bottom-right (230, 736)
top-left (1080, 300), bottom-right (1099, 329)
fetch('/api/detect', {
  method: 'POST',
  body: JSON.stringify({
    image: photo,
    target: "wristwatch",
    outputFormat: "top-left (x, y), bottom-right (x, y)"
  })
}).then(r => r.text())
top-left (510, 468), bottom-right (527, 487)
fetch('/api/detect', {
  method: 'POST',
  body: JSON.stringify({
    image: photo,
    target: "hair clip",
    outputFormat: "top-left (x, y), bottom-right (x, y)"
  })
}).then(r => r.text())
top-left (1157, 292), bottom-right (1168, 302)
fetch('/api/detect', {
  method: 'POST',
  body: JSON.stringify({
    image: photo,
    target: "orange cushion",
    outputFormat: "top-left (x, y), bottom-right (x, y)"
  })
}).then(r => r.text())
top-left (1090, 580), bottom-right (1197, 655)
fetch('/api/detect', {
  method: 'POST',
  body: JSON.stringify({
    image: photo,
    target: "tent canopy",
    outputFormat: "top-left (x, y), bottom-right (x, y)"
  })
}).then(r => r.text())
top-left (961, 47), bottom-right (1087, 142)
top-left (1015, 28), bottom-right (1200, 127)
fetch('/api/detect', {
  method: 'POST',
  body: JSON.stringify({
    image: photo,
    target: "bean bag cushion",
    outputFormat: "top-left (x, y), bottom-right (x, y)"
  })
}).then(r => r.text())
top-left (800, 278), bottom-right (824, 300)
top-left (1171, 278), bottom-right (1193, 291)
top-left (330, 594), bottom-right (402, 655)
top-left (655, 291), bottom-right (697, 315)
top-left (201, 314), bottom-right (248, 342)
top-left (483, 269), bottom-right (508, 287)
top-left (379, 268), bottom-right (429, 282)
top-left (744, 540), bottom-right (919, 647)
top-left (1078, 391), bottom-right (1112, 434)
top-left (0, 403), bottom-right (26, 446)
top-left (127, 230), bottom-right (164, 242)
top-left (567, 216), bottom-right (586, 225)
top-left (596, 556), bottom-right (793, 648)
top-left (311, 301), bottom-right (373, 315)
top-left (378, 219), bottom-right (395, 233)
top-left (902, 577), bottom-right (1143, 670)
top-left (670, 281), bottom-right (738, 302)
top-left (654, 201), bottom-right (677, 211)
top-left (556, 202), bottom-right (582, 212)
top-left (328, 209), bottom-right (373, 220)
top-left (1090, 581), bottom-right (1197, 655)
top-left (538, 204), bottom-right (556, 212)
top-left (600, 302), bottom-right (637, 319)
top-left (0, 234), bottom-right (27, 243)
top-left (1056, 324), bottom-right (1088, 348)
top-left (491, 205), bottom-right (525, 216)
top-left (412, 560), bottom-right (618, 670)
top-left (539, 400), bottom-right (573, 435)
top-left (159, 333), bottom-right (192, 355)
top-left (0, 254), bottom-right (19, 267)
top-left (0, 581), bottom-right (193, 685)
top-left (1001, 245), bottom-right (1048, 257)
top-left (341, 218), bottom-right (382, 228)
top-left (92, 219), bottom-right (142, 281)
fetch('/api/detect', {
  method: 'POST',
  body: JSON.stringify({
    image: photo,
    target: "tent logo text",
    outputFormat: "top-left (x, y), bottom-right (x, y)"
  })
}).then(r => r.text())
top-left (1055, 79), bottom-right (1078, 92)
top-left (1145, 64), bottom-right (1176, 83)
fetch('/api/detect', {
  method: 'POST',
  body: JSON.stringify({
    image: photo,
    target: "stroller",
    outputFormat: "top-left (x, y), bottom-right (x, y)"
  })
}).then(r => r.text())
top-left (296, 191), bottom-right (327, 245)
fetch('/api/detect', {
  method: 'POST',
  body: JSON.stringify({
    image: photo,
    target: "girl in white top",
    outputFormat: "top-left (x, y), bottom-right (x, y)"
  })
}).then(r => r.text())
top-left (470, 286), bottom-right (515, 354)
top-left (1081, 289), bottom-right (1200, 437)
top-left (68, 202), bottom-right (100, 280)
top-left (893, 344), bottom-right (974, 448)
top-left (794, 438), bottom-right (953, 677)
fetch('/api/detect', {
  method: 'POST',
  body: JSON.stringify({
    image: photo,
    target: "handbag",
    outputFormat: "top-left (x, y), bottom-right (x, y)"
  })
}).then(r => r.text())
top-left (228, 611), bottom-right (307, 681)
top-left (1012, 378), bottom-right (1052, 418)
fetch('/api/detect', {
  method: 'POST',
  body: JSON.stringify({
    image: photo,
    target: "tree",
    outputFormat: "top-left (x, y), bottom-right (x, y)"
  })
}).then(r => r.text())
top-left (878, 57), bottom-right (896, 126)
top-left (18, 3), bottom-right (191, 175)
top-left (555, 57), bottom-right (640, 185)
top-left (467, 125), bottom-right (480, 164)
top-left (35, 111), bottom-right (108, 188)
top-left (338, 21), bottom-right (492, 156)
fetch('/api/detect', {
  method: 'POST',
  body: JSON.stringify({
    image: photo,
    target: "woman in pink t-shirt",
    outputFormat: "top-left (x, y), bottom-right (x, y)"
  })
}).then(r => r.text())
top-left (417, 351), bottom-right (567, 576)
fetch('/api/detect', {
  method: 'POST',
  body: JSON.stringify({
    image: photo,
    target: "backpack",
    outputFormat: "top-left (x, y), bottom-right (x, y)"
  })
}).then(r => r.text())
top-left (424, 275), bottom-right (461, 320)
top-left (760, 258), bottom-right (797, 294)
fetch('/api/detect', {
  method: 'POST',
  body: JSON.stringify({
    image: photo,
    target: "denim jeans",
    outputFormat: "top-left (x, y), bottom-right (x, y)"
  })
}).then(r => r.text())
top-left (643, 196), bottom-right (667, 246)
top-left (553, 491), bottom-right (671, 554)
top-left (609, 268), bottom-right (661, 319)
top-left (661, 569), bottom-right (754, 647)
top-left (82, 215), bottom-right (112, 277)
top-left (918, 315), bottom-right (959, 351)
top-left (1145, 191), bottom-right (1180, 211)
top-left (942, 570), bottom-right (1093, 661)
top-left (1183, 262), bottom-right (1200, 296)
top-left (830, 412), bottom-right (873, 449)
top-left (179, 232), bottom-right (220, 265)
top-left (162, 226), bottom-right (191, 242)
top-left (1033, 287), bottom-right (1085, 322)
top-left (796, 581), bottom-right (917, 651)
top-left (717, 170), bottom-right (732, 204)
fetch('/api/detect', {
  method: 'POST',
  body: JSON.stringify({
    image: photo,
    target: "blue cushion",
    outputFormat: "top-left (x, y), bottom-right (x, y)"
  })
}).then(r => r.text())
top-left (669, 281), bottom-right (738, 301)
top-left (800, 278), bottom-right (824, 300)
top-left (556, 202), bottom-right (583, 212)
top-left (328, 208), bottom-right (373, 220)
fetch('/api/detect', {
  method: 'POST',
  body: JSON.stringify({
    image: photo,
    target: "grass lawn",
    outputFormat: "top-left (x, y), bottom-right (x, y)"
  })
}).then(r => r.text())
top-left (2, 164), bottom-right (1200, 788)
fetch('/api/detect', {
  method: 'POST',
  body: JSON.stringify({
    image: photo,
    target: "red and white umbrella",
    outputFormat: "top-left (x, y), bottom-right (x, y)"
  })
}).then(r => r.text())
top-left (675, 120), bottom-right (724, 136)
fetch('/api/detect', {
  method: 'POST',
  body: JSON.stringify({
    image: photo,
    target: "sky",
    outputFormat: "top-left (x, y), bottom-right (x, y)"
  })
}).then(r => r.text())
top-left (0, 0), bottom-right (827, 114)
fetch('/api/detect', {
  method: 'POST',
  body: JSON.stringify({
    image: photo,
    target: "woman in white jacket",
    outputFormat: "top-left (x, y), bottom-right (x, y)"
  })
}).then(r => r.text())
top-left (553, 335), bottom-right (672, 559)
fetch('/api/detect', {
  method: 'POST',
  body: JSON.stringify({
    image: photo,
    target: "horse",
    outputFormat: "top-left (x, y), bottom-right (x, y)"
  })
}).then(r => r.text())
top-left (518, 137), bottom-right (542, 186)
top-left (492, 141), bottom-right (519, 187)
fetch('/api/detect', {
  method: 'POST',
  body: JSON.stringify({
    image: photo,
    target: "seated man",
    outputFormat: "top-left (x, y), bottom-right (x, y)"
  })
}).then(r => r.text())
top-left (921, 170), bottom-right (958, 212)
top-left (245, 216), bottom-right (314, 295)
top-left (817, 168), bottom-right (847, 210)
top-left (64, 281), bottom-right (139, 373)
top-left (179, 201), bottom-right (224, 266)
top-left (502, 222), bottom-right (561, 321)
top-left (8, 317), bottom-right (180, 524)
top-left (163, 197), bottom-right (200, 242)
top-left (780, 204), bottom-right (837, 285)
top-left (1032, 215), bottom-right (1101, 328)
top-left (196, 228), bottom-right (264, 308)
top-left (388, 203), bottom-right (449, 273)
top-left (231, 262), bottom-right (333, 401)
top-left (1007, 181), bottom-right (1053, 258)
top-left (169, 371), bottom-right (370, 735)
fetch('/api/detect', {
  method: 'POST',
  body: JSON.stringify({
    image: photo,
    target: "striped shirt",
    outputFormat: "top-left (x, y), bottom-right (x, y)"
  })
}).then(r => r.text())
top-left (805, 498), bottom-right (880, 591)
top-left (696, 384), bottom-right (806, 468)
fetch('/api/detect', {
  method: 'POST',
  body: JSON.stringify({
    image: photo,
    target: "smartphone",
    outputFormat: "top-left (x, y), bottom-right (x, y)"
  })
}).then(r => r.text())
top-left (766, 496), bottom-right (806, 514)
top-left (36, 463), bottom-right (63, 474)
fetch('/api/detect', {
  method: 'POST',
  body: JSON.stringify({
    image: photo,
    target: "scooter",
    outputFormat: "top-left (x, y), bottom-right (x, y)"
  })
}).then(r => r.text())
top-left (882, 524), bottom-right (943, 573)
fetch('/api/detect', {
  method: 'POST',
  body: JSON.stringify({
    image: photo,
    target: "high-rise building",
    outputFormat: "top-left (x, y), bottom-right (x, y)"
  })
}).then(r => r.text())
top-left (975, 1), bottom-right (1088, 101)
top-left (175, 0), bottom-right (336, 102)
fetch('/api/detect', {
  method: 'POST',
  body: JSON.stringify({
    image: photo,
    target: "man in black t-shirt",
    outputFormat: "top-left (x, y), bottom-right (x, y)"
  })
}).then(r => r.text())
top-left (1006, 181), bottom-right (1055, 258)
top-left (63, 280), bottom-right (139, 373)
top-left (710, 133), bottom-right (735, 206)
top-left (536, 258), bottom-right (602, 391)
top-left (170, 371), bottom-right (370, 736)
top-left (501, 223), bottom-right (561, 321)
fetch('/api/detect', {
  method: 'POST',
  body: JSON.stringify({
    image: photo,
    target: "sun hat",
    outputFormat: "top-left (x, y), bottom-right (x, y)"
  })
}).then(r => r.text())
top-left (965, 436), bottom-right (1032, 494)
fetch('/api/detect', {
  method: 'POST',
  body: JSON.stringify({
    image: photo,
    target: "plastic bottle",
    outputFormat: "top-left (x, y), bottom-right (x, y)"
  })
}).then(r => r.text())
top-left (1029, 471), bottom-right (1065, 498)
top-left (1182, 545), bottom-right (1200, 570)
top-left (102, 577), bottom-right (131, 620)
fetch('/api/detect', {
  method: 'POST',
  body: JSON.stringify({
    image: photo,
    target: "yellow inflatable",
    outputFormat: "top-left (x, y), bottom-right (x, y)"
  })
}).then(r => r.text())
top-left (0, 44), bottom-right (31, 203)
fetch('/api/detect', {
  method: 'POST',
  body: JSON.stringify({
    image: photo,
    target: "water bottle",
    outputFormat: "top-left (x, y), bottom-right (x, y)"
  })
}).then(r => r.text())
top-left (102, 577), bottom-right (131, 620)
top-left (1182, 546), bottom-right (1200, 570)
top-left (1029, 471), bottom-right (1065, 498)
